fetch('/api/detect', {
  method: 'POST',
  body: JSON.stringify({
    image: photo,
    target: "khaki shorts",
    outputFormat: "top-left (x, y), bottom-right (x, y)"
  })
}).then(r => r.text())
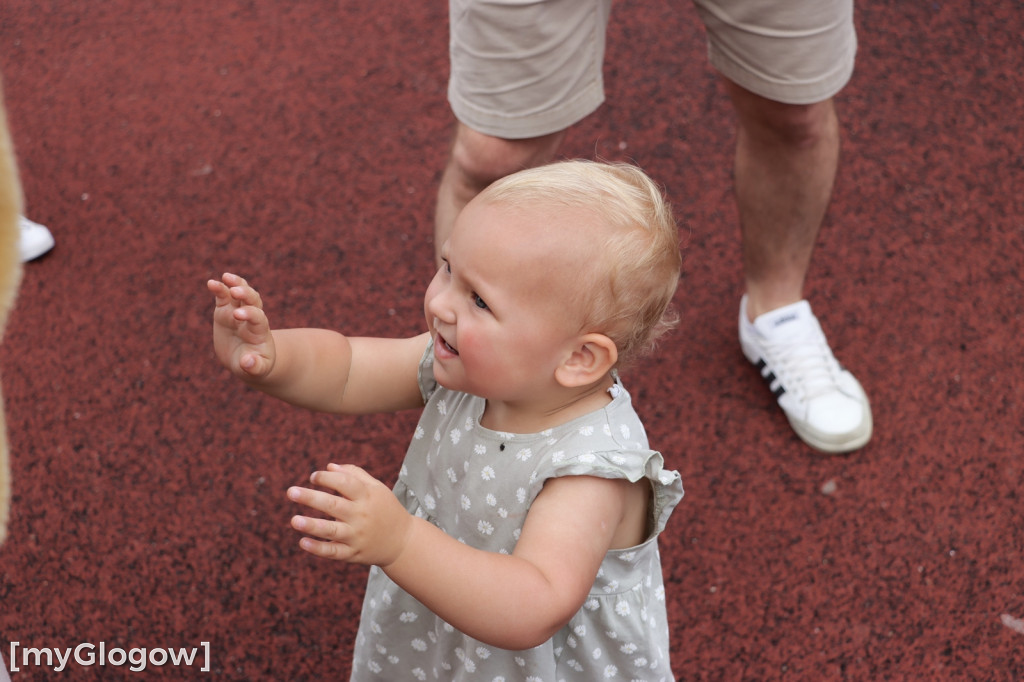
top-left (448, 0), bottom-right (856, 138)
top-left (694, 0), bottom-right (856, 106)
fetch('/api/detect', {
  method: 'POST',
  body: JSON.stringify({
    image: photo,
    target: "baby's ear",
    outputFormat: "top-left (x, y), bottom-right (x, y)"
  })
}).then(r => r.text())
top-left (555, 334), bottom-right (618, 388)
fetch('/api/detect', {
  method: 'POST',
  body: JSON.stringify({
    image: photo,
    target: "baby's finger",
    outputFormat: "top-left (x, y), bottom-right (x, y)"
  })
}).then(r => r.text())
top-left (290, 514), bottom-right (350, 542)
top-left (311, 465), bottom-right (370, 500)
top-left (287, 485), bottom-right (352, 520)
top-left (207, 279), bottom-right (232, 304)
top-left (220, 272), bottom-right (247, 287)
top-left (295, 536), bottom-right (355, 562)
top-left (238, 350), bottom-right (273, 376)
top-left (228, 282), bottom-right (263, 310)
top-left (232, 303), bottom-right (269, 329)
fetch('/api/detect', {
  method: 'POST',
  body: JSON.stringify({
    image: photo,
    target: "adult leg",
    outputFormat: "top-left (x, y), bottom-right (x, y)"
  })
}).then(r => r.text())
top-left (729, 89), bottom-right (870, 453)
top-left (439, 0), bottom-right (612, 264)
top-left (727, 88), bottom-right (871, 453)
top-left (433, 123), bottom-right (565, 265)
top-left (723, 81), bottom-right (840, 322)
top-left (694, 0), bottom-right (870, 453)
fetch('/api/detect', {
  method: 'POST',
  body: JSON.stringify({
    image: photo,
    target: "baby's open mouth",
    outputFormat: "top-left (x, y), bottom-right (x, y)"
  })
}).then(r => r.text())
top-left (438, 334), bottom-right (459, 355)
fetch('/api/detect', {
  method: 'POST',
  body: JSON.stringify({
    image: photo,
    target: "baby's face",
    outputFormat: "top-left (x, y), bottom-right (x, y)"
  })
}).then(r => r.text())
top-left (424, 198), bottom-right (593, 402)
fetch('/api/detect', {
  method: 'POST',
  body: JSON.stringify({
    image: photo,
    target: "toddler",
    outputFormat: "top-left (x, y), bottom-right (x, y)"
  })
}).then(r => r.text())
top-left (208, 160), bottom-right (684, 680)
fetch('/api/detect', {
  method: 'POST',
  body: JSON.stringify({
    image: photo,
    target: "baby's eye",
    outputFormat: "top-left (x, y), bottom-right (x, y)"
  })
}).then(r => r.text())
top-left (472, 293), bottom-right (489, 310)
top-left (442, 260), bottom-right (451, 275)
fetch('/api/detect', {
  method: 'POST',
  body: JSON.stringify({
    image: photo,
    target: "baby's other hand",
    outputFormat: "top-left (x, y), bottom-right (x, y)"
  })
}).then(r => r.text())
top-left (208, 272), bottom-right (276, 380)
top-left (288, 463), bottom-right (412, 567)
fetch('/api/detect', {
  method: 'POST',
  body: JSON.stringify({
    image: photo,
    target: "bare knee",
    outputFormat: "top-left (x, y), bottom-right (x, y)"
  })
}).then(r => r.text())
top-left (447, 124), bottom-right (566, 194)
top-left (724, 80), bottom-right (837, 149)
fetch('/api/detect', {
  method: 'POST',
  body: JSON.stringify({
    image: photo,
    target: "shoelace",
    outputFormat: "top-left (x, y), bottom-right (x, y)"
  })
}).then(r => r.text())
top-left (759, 321), bottom-right (842, 402)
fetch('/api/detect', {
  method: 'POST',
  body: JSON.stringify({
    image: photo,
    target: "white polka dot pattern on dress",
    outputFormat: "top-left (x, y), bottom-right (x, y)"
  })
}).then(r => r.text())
top-left (348, 350), bottom-right (683, 681)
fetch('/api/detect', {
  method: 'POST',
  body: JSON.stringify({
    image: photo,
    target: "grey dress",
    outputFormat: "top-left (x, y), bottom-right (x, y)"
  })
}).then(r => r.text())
top-left (350, 342), bottom-right (684, 681)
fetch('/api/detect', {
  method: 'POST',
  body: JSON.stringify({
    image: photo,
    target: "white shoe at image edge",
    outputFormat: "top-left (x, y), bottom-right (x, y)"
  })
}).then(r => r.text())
top-left (18, 215), bottom-right (55, 262)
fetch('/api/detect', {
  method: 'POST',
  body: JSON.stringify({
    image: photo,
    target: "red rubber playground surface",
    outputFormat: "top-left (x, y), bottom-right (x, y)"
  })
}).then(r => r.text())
top-left (1, 1), bottom-right (1022, 679)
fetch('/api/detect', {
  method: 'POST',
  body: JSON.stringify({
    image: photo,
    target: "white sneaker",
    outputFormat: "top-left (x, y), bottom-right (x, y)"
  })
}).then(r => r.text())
top-left (18, 215), bottom-right (55, 262)
top-left (739, 295), bottom-right (872, 453)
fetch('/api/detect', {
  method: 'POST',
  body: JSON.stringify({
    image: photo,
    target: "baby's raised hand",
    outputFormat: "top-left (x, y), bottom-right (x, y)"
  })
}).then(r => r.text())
top-left (288, 464), bottom-right (412, 567)
top-left (208, 272), bottom-right (276, 380)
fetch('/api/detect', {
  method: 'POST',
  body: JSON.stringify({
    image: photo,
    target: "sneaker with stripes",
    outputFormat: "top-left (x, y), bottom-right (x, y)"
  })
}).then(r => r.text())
top-left (739, 295), bottom-right (872, 453)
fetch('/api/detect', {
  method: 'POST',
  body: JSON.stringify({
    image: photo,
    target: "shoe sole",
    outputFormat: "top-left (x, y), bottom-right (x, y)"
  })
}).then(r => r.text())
top-left (787, 400), bottom-right (873, 454)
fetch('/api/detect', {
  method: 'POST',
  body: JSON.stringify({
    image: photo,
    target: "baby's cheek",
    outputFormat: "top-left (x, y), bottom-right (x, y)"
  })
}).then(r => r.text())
top-left (457, 327), bottom-right (482, 356)
top-left (456, 329), bottom-right (494, 374)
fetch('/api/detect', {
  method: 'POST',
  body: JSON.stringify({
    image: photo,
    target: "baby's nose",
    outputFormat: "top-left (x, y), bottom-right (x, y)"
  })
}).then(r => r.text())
top-left (426, 290), bottom-right (454, 324)
top-left (427, 275), bottom-right (453, 308)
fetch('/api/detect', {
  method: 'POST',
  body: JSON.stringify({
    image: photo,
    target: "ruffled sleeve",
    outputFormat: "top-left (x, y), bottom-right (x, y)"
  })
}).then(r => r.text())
top-left (544, 447), bottom-right (683, 537)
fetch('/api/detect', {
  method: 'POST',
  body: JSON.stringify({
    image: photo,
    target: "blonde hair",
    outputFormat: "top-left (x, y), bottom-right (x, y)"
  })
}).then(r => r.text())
top-left (480, 160), bottom-right (681, 367)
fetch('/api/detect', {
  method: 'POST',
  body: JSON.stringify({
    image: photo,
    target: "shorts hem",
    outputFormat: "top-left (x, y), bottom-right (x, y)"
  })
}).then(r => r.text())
top-left (708, 42), bottom-right (856, 105)
top-left (449, 79), bottom-right (605, 140)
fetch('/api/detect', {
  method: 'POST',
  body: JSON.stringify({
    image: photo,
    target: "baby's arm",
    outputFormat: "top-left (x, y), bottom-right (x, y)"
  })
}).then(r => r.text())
top-left (288, 466), bottom-right (643, 650)
top-left (208, 272), bottom-right (428, 413)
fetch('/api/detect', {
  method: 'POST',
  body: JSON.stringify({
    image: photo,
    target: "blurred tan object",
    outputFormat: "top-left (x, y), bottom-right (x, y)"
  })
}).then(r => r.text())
top-left (0, 76), bottom-right (25, 546)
